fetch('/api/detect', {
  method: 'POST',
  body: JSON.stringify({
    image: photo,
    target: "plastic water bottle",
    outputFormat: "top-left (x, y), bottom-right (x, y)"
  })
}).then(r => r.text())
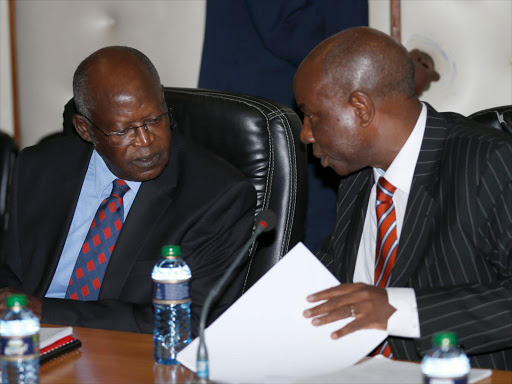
top-left (0, 294), bottom-right (40, 384)
top-left (421, 332), bottom-right (470, 384)
top-left (152, 245), bottom-right (192, 364)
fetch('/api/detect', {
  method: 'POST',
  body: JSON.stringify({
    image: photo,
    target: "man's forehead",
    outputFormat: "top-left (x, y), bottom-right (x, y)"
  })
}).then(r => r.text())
top-left (295, 60), bottom-right (320, 87)
top-left (90, 70), bottom-right (160, 104)
top-left (296, 66), bottom-right (326, 100)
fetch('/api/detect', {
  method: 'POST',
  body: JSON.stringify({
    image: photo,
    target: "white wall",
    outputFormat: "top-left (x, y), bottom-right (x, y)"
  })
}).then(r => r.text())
top-left (6, 1), bottom-right (512, 147)
top-left (14, 0), bottom-right (206, 148)
top-left (0, 0), bottom-right (14, 136)
top-left (370, 0), bottom-right (512, 115)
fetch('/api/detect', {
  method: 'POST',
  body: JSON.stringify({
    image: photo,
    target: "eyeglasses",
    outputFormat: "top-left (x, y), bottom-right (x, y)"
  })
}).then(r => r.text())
top-left (80, 108), bottom-right (172, 147)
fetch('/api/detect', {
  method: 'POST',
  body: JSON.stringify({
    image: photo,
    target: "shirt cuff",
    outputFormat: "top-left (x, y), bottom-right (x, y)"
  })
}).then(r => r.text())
top-left (385, 287), bottom-right (420, 338)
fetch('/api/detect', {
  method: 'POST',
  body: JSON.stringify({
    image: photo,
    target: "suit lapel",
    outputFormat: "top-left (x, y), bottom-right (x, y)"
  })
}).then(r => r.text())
top-left (36, 139), bottom-right (93, 296)
top-left (99, 136), bottom-right (180, 299)
top-left (390, 105), bottom-right (448, 286)
top-left (336, 169), bottom-right (373, 283)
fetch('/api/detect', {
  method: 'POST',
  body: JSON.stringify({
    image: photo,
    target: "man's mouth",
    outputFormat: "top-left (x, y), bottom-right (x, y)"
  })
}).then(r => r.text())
top-left (132, 154), bottom-right (160, 168)
top-left (313, 151), bottom-right (328, 166)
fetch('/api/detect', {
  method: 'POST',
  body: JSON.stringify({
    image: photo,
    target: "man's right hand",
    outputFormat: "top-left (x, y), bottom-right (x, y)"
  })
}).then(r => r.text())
top-left (0, 288), bottom-right (42, 319)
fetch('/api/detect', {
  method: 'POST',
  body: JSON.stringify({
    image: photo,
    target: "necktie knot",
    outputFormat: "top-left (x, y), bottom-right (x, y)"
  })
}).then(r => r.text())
top-left (376, 177), bottom-right (396, 204)
top-left (111, 179), bottom-right (130, 198)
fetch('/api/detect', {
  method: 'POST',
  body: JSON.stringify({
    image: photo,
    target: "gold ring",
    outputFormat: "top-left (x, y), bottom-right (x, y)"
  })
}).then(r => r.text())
top-left (350, 305), bottom-right (356, 318)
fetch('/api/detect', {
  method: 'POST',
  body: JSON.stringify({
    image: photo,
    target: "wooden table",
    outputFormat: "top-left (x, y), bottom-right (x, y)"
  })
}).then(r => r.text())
top-left (41, 327), bottom-right (194, 383)
top-left (40, 326), bottom-right (512, 383)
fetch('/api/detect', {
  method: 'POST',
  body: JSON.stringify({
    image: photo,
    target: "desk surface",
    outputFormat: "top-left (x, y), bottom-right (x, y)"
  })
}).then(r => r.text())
top-left (41, 327), bottom-right (193, 383)
top-left (41, 326), bottom-right (510, 383)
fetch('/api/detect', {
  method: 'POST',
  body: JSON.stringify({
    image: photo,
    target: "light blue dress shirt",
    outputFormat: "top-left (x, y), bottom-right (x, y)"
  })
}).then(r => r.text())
top-left (46, 150), bottom-right (141, 298)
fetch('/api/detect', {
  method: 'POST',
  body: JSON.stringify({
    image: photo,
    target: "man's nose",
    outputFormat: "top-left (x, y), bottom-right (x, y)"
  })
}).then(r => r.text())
top-left (132, 125), bottom-right (153, 146)
top-left (300, 121), bottom-right (314, 145)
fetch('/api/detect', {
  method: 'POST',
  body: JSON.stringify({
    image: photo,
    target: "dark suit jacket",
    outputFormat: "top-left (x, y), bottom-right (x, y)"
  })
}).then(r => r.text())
top-left (199, 0), bottom-right (368, 107)
top-left (317, 105), bottom-right (512, 370)
top-left (2, 132), bottom-right (256, 335)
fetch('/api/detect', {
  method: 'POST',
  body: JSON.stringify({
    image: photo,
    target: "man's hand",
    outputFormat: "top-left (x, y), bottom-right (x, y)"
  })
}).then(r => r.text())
top-left (303, 283), bottom-right (396, 339)
top-left (0, 288), bottom-right (42, 319)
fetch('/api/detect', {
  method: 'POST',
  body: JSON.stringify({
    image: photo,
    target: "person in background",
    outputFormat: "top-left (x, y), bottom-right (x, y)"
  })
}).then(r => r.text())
top-left (409, 49), bottom-right (440, 96)
top-left (0, 46), bottom-right (256, 335)
top-left (199, 0), bottom-right (368, 253)
top-left (295, 26), bottom-right (512, 369)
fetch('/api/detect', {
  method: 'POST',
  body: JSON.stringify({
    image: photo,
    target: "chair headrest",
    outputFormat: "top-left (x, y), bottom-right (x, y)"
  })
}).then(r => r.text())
top-left (468, 105), bottom-right (512, 134)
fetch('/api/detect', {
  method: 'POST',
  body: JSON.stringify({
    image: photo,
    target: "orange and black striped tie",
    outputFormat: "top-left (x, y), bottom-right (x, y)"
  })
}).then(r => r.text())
top-left (373, 177), bottom-right (398, 358)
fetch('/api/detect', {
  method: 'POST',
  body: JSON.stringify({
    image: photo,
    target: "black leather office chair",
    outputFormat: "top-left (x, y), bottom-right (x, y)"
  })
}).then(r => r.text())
top-left (62, 88), bottom-right (308, 291)
top-left (468, 105), bottom-right (512, 134)
top-left (0, 132), bottom-right (17, 264)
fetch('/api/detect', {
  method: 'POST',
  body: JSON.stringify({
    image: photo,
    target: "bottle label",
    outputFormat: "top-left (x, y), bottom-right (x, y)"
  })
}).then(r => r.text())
top-left (424, 377), bottom-right (468, 384)
top-left (153, 280), bottom-right (190, 304)
top-left (197, 360), bottom-right (209, 380)
top-left (0, 334), bottom-right (39, 361)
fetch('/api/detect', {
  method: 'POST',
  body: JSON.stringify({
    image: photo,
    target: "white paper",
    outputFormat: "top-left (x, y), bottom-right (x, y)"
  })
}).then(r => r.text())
top-left (177, 243), bottom-right (387, 383)
top-left (291, 356), bottom-right (492, 384)
top-left (40, 326), bottom-right (73, 349)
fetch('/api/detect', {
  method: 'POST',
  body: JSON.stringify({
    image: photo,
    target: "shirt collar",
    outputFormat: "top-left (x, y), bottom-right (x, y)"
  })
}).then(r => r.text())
top-left (373, 103), bottom-right (427, 194)
top-left (91, 150), bottom-right (141, 196)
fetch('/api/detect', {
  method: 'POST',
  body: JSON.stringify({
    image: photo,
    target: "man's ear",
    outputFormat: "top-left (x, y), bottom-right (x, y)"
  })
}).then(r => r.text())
top-left (73, 114), bottom-right (94, 143)
top-left (349, 91), bottom-right (374, 127)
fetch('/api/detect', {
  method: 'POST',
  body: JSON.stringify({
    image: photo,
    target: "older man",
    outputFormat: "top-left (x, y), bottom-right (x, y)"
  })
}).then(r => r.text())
top-left (295, 27), bottom-right (512, 369)
top-left (1, 47), bottom-right (256, 334)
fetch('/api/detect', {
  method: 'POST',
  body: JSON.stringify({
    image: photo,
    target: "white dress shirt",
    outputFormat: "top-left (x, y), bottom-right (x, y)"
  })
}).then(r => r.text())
top-left (353, 103), bottom-right (427, 338)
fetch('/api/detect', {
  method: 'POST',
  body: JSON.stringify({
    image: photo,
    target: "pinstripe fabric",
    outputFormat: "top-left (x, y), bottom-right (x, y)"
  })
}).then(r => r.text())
top-left (316, 105), bottom-right (512, 370)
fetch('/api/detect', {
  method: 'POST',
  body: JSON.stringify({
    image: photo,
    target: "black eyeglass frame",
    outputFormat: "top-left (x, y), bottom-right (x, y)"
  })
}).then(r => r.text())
top-left (78, 107), bottom-right (172, 145)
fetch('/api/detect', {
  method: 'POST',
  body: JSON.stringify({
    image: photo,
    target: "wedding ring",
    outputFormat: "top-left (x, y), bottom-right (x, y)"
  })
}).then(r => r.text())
top-left (349, 305), bottom-right (356, 318)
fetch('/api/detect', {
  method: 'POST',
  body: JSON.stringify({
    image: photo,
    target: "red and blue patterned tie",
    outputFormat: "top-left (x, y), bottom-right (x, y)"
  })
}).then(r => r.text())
top-left (373, 177), bottom-right (398, 358)
top-left (65, 179), bottom-right (130, 301)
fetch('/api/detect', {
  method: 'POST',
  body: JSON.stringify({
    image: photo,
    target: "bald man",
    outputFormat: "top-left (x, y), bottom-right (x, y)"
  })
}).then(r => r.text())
top-left (295, 27), bottom-right (512, 369)
top-left (0, 47), bottom-right (256, 334)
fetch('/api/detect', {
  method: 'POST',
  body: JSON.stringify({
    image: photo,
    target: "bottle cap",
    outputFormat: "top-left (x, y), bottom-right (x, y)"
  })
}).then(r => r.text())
top-left (6, 294), bottom-right (27, 308)
top-left (433, 332), bottom-right (457, 347)
top-left (161, 245), bottom-right (181, 257)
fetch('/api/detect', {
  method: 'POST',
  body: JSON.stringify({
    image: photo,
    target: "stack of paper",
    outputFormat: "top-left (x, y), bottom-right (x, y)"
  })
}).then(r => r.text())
top-left (177, 243), bottom-right (387, 383)
top-left (291, 356), bottom-right (492, 384)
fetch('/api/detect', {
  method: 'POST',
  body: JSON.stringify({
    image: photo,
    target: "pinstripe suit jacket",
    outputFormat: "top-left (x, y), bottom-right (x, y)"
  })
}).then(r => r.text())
top-left (317, 105), bottom-right (512, 370)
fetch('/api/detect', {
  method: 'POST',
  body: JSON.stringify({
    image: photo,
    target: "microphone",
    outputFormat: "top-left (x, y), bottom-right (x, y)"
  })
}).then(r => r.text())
top-left (196, 210), bottom-right (277, 382)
